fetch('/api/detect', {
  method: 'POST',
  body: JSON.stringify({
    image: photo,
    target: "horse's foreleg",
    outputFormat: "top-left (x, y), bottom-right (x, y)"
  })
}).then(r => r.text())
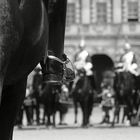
top-left (42, 106), bottom-right (46, 124)
top-left (46, 114), bottom-right (51, 126)
top-left (0, 78), bottom-right (27, 140)
top-left (115, 106), bottom-right (120, 124)
top-left (80, 102), bottom-right (87, 127)
top-left (74, 101), bottom-right (78, 124)
top-left (112, 106), bottom-right (118, 127)
top-left (122, 107), bottom-right (126, 123)
top-left (53, 111), bottom-right (56, 127)
top-left (87, 96), bottom-right (94, 125)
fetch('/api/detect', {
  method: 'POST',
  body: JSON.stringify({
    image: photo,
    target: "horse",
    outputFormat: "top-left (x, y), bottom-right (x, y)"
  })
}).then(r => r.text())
top-left (71, 69), bottom-right (96, 127)
top-left (0, 0), bottom-right (49, 139)
top-left (40, 83), bottom-right (69, 127)
top-left (131, 74), bottom-right (140, 125)
top-left (30, 67), bottom-right (43, 125)
top-left (112, 71), bottom-right (136, 126)
top-left (0, 0), bottom-right (69, 138)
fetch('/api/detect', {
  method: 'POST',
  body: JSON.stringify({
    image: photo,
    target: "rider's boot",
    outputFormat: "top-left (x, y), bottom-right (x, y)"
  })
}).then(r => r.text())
top-left (41, 0), bottom-right (75, 84)
top-left (41, 53), bottom-right (75, 84)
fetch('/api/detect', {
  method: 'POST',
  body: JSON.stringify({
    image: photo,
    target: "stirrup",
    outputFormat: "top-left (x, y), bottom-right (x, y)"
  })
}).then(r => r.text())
top-left (48, 55), bottom-right (75, 83)
top-left (42, 54), bottom-right (75, 84)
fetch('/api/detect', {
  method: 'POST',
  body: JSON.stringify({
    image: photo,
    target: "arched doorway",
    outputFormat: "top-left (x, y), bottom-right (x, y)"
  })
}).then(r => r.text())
top-left (91, 54), bottom-right (114, 92)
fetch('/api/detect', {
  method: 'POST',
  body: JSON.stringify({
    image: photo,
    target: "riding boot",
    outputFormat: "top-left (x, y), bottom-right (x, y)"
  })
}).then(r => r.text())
top-left (41, 56), bottom-right (63, 84)
top-left (41, 53), bottom-right (75, 84)
top-left (40, 0), bottom-right (75, 84)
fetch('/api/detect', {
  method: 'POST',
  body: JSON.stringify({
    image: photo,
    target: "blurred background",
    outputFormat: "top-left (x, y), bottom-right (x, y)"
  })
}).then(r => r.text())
top-left (64, 0), bottom-right (140, 71)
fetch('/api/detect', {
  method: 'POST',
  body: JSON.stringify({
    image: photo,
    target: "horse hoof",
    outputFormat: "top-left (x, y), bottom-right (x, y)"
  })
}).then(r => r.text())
top-left (111, 123), bottom-right (115, 128)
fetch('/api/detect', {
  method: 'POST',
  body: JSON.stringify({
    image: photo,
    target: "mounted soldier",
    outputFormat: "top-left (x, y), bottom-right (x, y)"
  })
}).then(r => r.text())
top-left (119, 43), bottom-right (138, 76)
top-left (112, 43), bottom-right (139, 126)
top-left (74, 40), bottom-right (93, 77)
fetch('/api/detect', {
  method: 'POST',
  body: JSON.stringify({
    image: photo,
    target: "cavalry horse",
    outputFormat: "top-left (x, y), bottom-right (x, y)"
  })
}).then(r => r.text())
top-left (40, 83), bottom-right (60, 126)
top-left (40, 83), bottom-right (69, 127)
top-left (71, 69), bottom-right (96, 127)
top-left (0, 0), bottom-right (67, 139)
top-left (112, 71), bottom-right (136, 126)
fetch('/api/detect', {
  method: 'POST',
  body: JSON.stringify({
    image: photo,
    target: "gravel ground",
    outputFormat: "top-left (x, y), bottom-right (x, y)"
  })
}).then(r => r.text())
top-left (13, 107), bottom-right (140, 140)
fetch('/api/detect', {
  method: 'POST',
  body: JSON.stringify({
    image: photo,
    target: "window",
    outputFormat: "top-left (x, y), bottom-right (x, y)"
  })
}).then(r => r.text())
top-left (96, 2), bottom-right (107, 23)
top-left (90, 0), bottom-right (95, 23)
top-left (127, 1), bottom-right (139, 22)
top-left (66, 3), bottom-right (76, 26)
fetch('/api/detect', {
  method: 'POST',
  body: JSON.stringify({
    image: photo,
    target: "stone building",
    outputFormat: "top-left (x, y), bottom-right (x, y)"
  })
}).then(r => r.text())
top-left (64, 0), bottom-right (140, 64)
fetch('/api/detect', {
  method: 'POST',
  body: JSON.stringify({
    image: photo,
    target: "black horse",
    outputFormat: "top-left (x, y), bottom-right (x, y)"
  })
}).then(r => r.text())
top-left (40, 83), bottom-right (68, 127)
top-left (0, 0), bottom-right (68, 139)
top-left (71, 69), bottom-right (96, 127)
top-left (112, 71), bottom-right (136, 126)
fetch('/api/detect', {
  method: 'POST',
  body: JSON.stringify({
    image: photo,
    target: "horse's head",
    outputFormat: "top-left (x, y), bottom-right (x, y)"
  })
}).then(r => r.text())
top-left (0, 0), bottom-right (23, 102)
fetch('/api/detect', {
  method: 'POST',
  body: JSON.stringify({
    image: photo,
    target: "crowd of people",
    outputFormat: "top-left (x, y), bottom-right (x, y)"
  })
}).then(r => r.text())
top-left (15, 40), bottom-right (140, 128)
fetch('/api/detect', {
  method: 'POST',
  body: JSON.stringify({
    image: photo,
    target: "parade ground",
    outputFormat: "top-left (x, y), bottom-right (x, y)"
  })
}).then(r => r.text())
top-left (13, 107), bottom-right (140, 140)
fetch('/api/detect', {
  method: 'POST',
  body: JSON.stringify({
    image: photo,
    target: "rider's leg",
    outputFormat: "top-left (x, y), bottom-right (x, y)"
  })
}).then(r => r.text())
top-left (42, 0), bottom-right (75, 83)
top-left (48, 0), bottom-right (66, 59)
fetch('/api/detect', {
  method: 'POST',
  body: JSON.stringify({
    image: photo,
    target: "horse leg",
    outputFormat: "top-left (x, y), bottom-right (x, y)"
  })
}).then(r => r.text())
top-left (81, 98), bottom-right (92, 127)
top-left (85, 104), bottom-right (89, 126)
top-left (46, 114), bottom-right (51, 126)
top-left (105, 109), bottom-right (110, 124)
top-left (42, 106), bottom-right (46, 124)
top-left (59, 110), bottom-right (63, 125)
top-left (74, 101), bottom-right (78, 124)
top-left (80, 102), bottom-right (87, 127)
top-left (116, 107), bottom-right (120, 124)
top-left (122, 107), bottom-right (126, 124)
top-left (112, 106), bottom-right (119, 127)
top-left (24, 105), bottom-right (32, 125)
top-left (0, 78), bottom-right (27, 140)
top-left (87, 95), bottom-right (94, 125)
top-left (35, 100), bottom-right (40, 125)
top-left (81, 105), bottom-right (85, 127)
top-left (52, 111), bottom-right (56, 127)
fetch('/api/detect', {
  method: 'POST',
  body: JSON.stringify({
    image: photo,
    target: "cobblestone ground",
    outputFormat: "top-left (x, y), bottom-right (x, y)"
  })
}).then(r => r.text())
top-left (13, 107), bottom-right (140, 140)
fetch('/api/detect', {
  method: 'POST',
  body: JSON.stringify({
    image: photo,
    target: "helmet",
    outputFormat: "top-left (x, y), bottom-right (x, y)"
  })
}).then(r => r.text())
top-left (34, 64), bottom-right (41, 72)
top-left (79, 39), bottom-right (85, 49)
top-left (124, 43), bottom-right (131, 51)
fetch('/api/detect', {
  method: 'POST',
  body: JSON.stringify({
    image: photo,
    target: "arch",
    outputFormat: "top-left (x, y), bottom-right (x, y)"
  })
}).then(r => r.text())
top-left (91, 54), bottom-right (114, 92)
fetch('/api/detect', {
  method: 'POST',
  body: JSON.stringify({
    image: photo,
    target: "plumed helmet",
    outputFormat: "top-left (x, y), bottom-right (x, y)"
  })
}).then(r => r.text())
top-left (124, 43), bottom-right (131, 50)
top-left (34, 64), bottom-right (41, 72)
top-left (79, 39), bottom-right (85, 49)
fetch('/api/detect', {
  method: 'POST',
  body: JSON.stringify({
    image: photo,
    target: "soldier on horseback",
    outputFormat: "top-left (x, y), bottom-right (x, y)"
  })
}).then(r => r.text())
top-left (41, 0), bottom-right (75, 84)
top-left (74, 39), bottom-right (93, 77)
top-left (120, 43), bottom-right (139, 76)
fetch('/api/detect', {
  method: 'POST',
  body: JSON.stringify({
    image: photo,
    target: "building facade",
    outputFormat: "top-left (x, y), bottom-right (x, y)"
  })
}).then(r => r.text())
top-left (64, 0), bottom-right (140, 63)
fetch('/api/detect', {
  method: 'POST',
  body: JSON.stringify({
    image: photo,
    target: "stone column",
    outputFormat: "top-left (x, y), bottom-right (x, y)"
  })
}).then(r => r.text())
top-left (81, 0), bottom-right (90, 24)
top-left (113, 0), bottom-right (122, 23)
